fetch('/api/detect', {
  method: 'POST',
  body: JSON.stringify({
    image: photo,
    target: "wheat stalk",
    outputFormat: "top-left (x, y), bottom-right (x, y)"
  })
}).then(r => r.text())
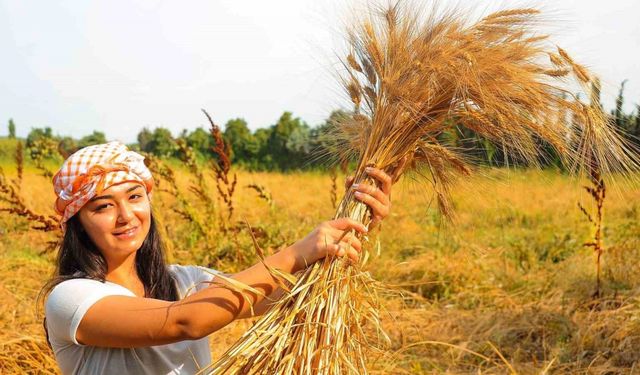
top-left (206, 3), bottom-right (638, 373)
top-left (246, 184), bottom-right (274, 208)
top-left (202, 109), bottom-right (238, 223)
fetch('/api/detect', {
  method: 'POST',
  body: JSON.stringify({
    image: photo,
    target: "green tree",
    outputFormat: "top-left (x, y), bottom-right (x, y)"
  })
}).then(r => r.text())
top-left (266, 112), bottom-right (311, 170)
top-left (309, 110), bottom-right (350, 166)
top-left (630, 104), bottom-right (640, 144)
top-left (224, 118), bottom-right (259, 164)
top-left (137, 127), bottom-right (153, 152)
top-left (25, 127), bottom-right (59, 162)
top-left (8, 119), bottom-right (16, 139)
top-left (286, 125), bottom-right (310, 153)
top-left (78, 131), bottom-right (107, 148)
top-left (613, 79), bottom-right (630, 131)
top-left (148, 127), bottom-right (177, 157)
top-left (58, 136), bottom-right (78, 158)
top-left (178, 129), bottom-right (189, 139)
top-left (253, 127), bottom-right (273, 170)
top-left (26, 127), bottom-right (55, 148)
top-left (186, 127), bottom-right (212, 156)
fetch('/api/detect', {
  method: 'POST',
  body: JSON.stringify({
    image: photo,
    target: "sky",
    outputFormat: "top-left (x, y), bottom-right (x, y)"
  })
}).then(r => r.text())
top-left (1, 0), bottom-right (639, 143)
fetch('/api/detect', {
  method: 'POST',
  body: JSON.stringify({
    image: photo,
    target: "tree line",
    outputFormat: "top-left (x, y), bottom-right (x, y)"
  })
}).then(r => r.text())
top-left (6, 81), bottom-right (640, 171)
top-left (10, 110), bottom-right (342, 171)
top-left (135, 111), bottom-right (343, 171)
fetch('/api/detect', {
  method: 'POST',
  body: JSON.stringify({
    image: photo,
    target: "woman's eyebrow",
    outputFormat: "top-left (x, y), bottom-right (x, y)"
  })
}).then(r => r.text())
top-left (90, 185), bottom-right (143, 202)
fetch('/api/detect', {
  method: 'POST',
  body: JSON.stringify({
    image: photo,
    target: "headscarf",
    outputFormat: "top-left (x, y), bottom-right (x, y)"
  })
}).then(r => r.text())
top-left (53, 142), bottom-right (154, 230)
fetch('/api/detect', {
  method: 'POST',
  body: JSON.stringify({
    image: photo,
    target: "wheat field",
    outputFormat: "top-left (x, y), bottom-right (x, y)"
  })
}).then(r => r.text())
top-left (1, 138), bottom-right (640, 374)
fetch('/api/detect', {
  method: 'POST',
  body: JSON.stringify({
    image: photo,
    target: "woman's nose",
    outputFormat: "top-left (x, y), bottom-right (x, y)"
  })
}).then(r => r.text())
top-left (116, 202), bottom-right (135, 223)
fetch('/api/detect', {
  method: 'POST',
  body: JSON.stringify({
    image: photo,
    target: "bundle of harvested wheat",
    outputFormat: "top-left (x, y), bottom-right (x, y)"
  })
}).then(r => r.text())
top-left (206, 3), bottom-right (637, 374)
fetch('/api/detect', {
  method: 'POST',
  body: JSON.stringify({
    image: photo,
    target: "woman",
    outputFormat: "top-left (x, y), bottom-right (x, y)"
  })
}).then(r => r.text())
top-left (42, 142), bottom-right (394, 374)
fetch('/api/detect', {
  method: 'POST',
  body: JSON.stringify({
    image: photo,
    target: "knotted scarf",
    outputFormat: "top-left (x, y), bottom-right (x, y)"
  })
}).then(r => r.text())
top-left (52, 142), bottom-right (153, 230)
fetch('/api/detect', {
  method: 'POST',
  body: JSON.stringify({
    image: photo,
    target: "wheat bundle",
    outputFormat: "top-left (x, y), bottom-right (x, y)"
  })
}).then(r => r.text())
top-left (206, 3), bottom-right (637, 374)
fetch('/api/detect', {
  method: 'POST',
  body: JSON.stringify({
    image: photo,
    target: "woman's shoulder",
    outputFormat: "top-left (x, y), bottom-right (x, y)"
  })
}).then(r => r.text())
top-left (44, 277), bottom-right (136, 345)
top-left (45, 278), bottom-right (133, 313)
top-left (47, 278), bottom-right (111, 298)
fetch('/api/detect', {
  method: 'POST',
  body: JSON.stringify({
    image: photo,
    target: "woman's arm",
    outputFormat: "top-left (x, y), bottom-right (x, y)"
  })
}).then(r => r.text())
top-left (77, 167), bottom-right (394, 347)
top-left (76, 218), bottom-right (367, 348)
top-left (237, 286), bottom-right (286, 319)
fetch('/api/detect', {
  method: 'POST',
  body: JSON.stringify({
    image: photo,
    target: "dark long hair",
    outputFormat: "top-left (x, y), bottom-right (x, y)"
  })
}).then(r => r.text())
top-left (39, 212), bottom-right (179, 346)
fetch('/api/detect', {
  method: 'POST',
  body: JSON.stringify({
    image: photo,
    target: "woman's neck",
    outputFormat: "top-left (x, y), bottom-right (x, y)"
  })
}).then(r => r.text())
top-left (105, 252), bottom-right (145, 297)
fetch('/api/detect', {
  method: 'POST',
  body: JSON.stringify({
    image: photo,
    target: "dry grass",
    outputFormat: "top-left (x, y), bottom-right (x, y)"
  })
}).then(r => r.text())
top-left (1, 153), bottom-right (640, 373)
top-left (208, 2), bottom-right (638, 373)
top-left (0, 140), bottom-right (59, 236)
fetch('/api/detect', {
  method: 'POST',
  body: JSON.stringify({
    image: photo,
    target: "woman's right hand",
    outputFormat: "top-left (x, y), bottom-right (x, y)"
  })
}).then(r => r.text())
top-left (285, 218), bottom-right (368, 271)
top-left (71, 219), bottom-right (368, 348)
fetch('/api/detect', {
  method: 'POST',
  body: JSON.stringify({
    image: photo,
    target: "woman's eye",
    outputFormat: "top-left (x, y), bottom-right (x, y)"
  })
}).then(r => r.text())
top-left (130, 194), bottom-right (142, 200)
top-left (95, 204), bottom-right (111, 212)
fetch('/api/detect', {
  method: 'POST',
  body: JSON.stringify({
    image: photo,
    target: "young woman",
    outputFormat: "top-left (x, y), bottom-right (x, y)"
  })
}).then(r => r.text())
top-left (42, 142), bottom-right (394, 374)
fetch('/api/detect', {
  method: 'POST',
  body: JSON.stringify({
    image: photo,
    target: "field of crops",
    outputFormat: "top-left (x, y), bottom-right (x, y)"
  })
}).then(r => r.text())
top-left (1, 137), bottom-right (640, 374)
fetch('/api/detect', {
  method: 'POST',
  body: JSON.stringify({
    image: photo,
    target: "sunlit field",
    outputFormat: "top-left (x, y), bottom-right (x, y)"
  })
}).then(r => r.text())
top-left (1, 138), bottom-right (640, 374)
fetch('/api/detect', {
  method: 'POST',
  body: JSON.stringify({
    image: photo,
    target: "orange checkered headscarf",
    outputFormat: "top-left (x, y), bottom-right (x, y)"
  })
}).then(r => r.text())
top-left (53, 142), bottom-right (154, 230)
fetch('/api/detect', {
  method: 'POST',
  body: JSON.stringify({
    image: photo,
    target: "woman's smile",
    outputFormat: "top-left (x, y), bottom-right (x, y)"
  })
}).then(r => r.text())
top-left (113, 226), bottom-right (140, 240)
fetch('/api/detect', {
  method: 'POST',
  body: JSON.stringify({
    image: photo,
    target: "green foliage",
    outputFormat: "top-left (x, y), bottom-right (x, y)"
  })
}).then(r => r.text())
top-left (8, 119), bottom-right (16, 139)
top-left (26, 127), bottom-right (54, 148)
top-left (185, 127), bottom-right (212, 157)
top-left (610, 79), bottom-right (640, 146)
top-left (265, 112), bottom-right (311, 170)
top-left (78, 131), bottom-right (107, 148)
top-left (137, 127), bottom-right (153, 152)
top-left (253, 127), bottom-right (273, 169)
top-left (224, 118), bottom-right (259, 165)
top-left (635, 105), bottom-right (640, 135)
top-left (613, 80), bottom-right (627, 128)
top-left (140, 127), bottom-right (177, 158)
top-left (57, 136), bottom-right (78, 158)
top-left (305, 110), bottom-right (352, 169)
top-left (24, 127), bottom-right (59, 165)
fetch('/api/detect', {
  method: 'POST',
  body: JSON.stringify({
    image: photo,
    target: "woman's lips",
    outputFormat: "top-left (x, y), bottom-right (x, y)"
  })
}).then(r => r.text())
top-left (113, 226), bottom-right (139, 239)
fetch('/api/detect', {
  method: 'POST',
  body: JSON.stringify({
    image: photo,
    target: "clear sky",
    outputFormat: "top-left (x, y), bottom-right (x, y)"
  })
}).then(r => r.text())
top-left (1, 0), bottom-right (638, 143)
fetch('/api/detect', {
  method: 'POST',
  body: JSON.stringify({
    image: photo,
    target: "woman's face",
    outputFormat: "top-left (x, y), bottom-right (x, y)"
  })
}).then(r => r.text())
top-left (77, 181), bottom-right (151, 263)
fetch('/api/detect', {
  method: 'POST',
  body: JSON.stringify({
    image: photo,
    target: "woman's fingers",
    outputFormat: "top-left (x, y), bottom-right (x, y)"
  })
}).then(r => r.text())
top-left (351, 182), bottom-right (389, 206)
top-left (322, 220), bottom-right (364, 261)
top-left (390, 155), bottom-right (410, 183)
top-left (338, 230), bottom-right (362, 252)
top-left (329, 217), bottom-right (368, 234)
top-left (294, 218), bottom-right (369, 266)
top-left (325, 229), bottom-right (361, 251)
top-left (343, 243), bottom-right (360, 261)
top-left (332, 242), bottom-right (361, 261)
top-left (347, 167), bottom-right (392, 195)
top-left (353, 189), bottom-right (389, 219)
top-left (364, 167), bottom-right (392, 195)
top-left (369, 215), bottom-right (383, 230)
top-left (345, 176), bottom-right (355, 190)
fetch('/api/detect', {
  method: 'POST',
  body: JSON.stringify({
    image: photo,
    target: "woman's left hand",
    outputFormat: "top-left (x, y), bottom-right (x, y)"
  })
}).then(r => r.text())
top-left (346, 167), bottom-right (393, 230)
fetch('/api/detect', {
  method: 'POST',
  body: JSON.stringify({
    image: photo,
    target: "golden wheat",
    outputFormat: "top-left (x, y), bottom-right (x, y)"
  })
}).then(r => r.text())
top-left (206, 2), bottom-right (638, 374)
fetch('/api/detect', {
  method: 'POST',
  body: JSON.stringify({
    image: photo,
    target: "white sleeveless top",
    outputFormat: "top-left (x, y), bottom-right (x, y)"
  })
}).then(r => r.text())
top-left (45, 265), bottom-right (218, 375)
